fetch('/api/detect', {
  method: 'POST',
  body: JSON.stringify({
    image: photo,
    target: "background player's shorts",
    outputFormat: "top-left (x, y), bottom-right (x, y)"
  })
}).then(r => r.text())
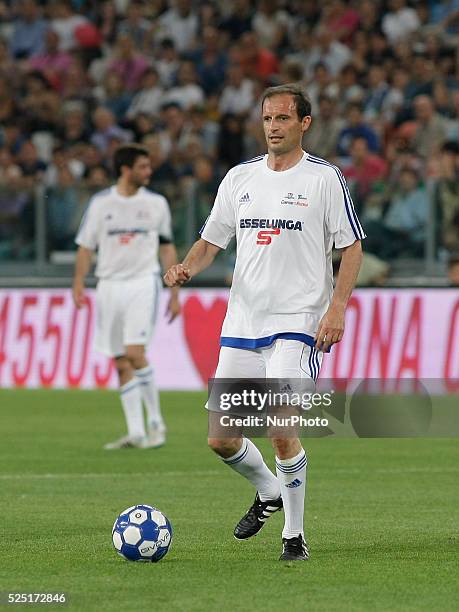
top-left (209, 339), bottom-right (323, 410)
top-left (94, 275), bottom-right (161, 357)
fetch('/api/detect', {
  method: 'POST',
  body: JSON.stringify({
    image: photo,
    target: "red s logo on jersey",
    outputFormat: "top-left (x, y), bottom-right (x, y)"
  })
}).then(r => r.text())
top-left (256, 228), bottom-right (281, 245)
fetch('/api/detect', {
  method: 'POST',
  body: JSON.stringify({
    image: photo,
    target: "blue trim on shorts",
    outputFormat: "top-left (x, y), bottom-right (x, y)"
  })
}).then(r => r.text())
top-left (220, 332), bottom-right (330, 352)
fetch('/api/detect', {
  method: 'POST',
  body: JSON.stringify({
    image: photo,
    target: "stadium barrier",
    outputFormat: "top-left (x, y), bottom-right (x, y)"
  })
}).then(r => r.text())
top-left (0, 288), bottom-right (458, 390)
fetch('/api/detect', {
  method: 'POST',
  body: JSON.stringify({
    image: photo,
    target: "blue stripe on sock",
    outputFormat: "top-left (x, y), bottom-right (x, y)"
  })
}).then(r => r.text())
top-left (136, 368), bottom-right (153, 378)
top-left (120, 381), bottom-right (140, 395)
top-left (224, 441), bottom-right (249, 465)
top-left (276, 455), bottom-right (307, 474)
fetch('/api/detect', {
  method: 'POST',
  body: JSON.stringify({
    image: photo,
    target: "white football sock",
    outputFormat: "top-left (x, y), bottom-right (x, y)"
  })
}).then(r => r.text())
top-left (135, 366), bottom-right (164, 430)
top-left (119, 379), bottom-right (146, 438)
top-left (276, 449), bottom-right (307, 539)
top-left (222, 438), bottom-right (281, 501)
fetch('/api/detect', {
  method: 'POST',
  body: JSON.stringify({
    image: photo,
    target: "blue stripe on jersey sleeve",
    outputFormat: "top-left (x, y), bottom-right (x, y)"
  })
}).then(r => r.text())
top-left (306, 155), bottom-right (365, 240)
top-left (220, 332), bottom-right (331, 352)
top-left (237, 155), bottom-right (264, 165)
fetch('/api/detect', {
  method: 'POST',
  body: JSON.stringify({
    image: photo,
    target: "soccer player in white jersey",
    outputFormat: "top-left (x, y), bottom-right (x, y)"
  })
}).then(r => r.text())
top-left (73, 144), bottom-right (180, 450)
top-left (164, 84), bottom-right (365, 560)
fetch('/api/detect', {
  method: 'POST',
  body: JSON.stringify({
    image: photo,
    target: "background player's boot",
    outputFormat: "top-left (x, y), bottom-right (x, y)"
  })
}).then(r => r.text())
top-left (103, 434), bottom-right (147, 450)
top-left (234, 492), bottom-right (283, 540)
top-left (279, 535), bottom-right (310, 561)
top-left (145, 424), bottom-right (166, 448)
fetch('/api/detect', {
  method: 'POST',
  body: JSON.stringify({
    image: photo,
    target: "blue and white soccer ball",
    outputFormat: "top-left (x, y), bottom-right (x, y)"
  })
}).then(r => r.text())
top-left (112, 504), bottom-right (172, 562)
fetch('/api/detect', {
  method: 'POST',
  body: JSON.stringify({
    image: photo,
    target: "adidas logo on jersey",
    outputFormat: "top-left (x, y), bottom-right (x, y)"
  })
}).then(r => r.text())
top-left (285, 479), bottom-right (302, 488)
top-left (239, 192), bottom-right (251, 203)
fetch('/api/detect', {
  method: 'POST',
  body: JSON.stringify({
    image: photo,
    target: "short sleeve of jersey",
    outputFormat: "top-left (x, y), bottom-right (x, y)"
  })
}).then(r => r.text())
top-left (158, 196), bottom-right (173, 243)
top-left (325, 167), bottom-right (366, 248)
top-left (200, 171), bottom-right (236, 249)
top-left (75, 198), bottom-right (100, 250)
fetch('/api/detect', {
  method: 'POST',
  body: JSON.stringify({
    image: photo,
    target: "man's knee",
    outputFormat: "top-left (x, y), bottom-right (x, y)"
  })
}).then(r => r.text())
top-left (115, 356), bottom-right (133, 384)
top-left (271, 437), bottom-right (302, 459)
top-left (208, 437), bottom-right (242, 458)
top-left (125, 345), bottom-right (147, 369)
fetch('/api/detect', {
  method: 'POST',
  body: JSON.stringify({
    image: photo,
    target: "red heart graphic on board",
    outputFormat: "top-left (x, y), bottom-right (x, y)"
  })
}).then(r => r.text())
top-left (183, 296), bottom-right (227, 384)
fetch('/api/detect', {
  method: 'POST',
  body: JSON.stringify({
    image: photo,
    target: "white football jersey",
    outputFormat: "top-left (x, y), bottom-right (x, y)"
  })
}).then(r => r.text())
top-left (76, 186), bottom-right (172, 280)
top-left (201, 152), bottom-right (365, 349)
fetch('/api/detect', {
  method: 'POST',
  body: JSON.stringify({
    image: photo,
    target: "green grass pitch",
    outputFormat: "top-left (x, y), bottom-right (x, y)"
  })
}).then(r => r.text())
top-left (0, 389), bottom-right (458, 611)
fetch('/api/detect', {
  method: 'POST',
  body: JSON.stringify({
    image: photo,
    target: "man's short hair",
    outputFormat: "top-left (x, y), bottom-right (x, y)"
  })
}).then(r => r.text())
top-left (113, 144), bottom-right (149, 177)
top-left (261, 84), bottom-right (312, 120)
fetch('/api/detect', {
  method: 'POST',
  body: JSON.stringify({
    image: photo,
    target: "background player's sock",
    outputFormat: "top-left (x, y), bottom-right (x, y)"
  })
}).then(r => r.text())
top-left (276, 449), bottom-right (307, 538)
top-left (119, 379), bottom-right (146, 438)
top-left (135, 366), bottom-right (165, 430)
top-left (222, 438), bottom-right (281, 501)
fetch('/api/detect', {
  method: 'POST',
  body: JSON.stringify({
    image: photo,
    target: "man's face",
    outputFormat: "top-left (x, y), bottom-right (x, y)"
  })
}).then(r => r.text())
top-left (262, 94), bottom-right (310, 155)
top-left (127, 155), bottom-right (152, 187)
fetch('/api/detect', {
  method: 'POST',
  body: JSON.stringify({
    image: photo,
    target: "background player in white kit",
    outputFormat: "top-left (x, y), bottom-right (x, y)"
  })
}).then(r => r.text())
top-left (165, 84), bottom-right (364, 560)
top-left (73, 144), bottom-right (180, 449)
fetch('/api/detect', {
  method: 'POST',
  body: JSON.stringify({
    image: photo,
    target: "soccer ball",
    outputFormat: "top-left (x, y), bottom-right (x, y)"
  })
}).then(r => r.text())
top-left (112, 504), bottom-right (172, 562)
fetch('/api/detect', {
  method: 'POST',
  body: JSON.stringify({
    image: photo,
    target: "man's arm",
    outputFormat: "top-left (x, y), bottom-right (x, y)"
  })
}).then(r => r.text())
top-left (72, 246), bottom-right (93, 309)
top-left (159, 243), bottom-right (181, 323)
top-left (315, 239), bottom-right (363, 351)
top-left (163, 238), bottom-right (221, 287)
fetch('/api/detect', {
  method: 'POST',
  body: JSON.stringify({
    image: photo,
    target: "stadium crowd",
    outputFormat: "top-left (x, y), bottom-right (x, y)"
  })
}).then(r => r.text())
top-left (0, 0), bottom-right (458, 281)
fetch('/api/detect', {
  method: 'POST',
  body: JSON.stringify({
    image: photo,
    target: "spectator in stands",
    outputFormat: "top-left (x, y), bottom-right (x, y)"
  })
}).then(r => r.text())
top-left (186, 105), bottom-right (219, 158)
top-left (238, 30), bottom-right (279, 82)
top-left (28, 29), bottom-right (72, 91)
top-left (96, 72), bottom-right (132, 122)
top-left (219, 0), bottom-right (253, 42)
top-left (433, 141), bottom-right (459, 252)
top-left (337, 103), bottom-right (380, 157)
top-left (336, 64), bottom-right (365, 110)
top-left (303, 94), bottom-right (343, 160)
top-left (343, 136), bottom-right (388, 209)
top-left (304, 26), bottom-right (351, 79)
top-left (0, 73), bottom-right (17, 123)
top-left (117, 0), bottom-right (152, 52)
top-left (9, 0), bottom-right (48, 59)
top-left (17, 139), bottom-right (47, 183)
top-left (190, 25), bottom-right (228, 95)
top-left (381, 0), bottom-right (420, 45)
top-left (217, 113), bottom-right (245, 171)
top-left (159, 0), bottom-right (198, 53)
top-left (20, 70), bottom-right (60, 132)
top-left (49, 0), bottom-right (88, 52)
top-left (320, 0), bottom-right (360, 44)
top-left (365, 168), bottom-right (429, 259)
top-left (46, 162), bottom-right (83, 251)
top-left (90, 106), bottom-right (131, 154)
top-left (252, 0), bottom-right (291, 52)
top-left (57, 103), bottom-right (91, 148)
top-left (219, 63), bottom-right (255, 116)
top-left (107, 33), bottom-right (150, 92)
top-left (126, 67), bottom-right (164, 120)
top-left (155, 38), bottom-right (180, 89)
top-left (412, 94), bottom-right (448, 158)
top-left (305, 63), bottom-right (339, 112)
top-left (162, 60), bottom-right (205, 110)
top-left (363, 65), bottom-right (390, 121)
top-left (157, 102), bottom-right (188, 158)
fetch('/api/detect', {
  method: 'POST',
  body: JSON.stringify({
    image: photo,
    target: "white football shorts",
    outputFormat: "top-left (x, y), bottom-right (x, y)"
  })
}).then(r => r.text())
top-left (94, 275), bottom-right (162, 357)
top-left (208, 339), bottom-right (324, 412)
top-left (214, 339), bottom-right (323, 382)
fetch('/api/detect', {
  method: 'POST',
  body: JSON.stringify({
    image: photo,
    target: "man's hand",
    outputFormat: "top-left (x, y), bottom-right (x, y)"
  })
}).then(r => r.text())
top-left (72, 280), bottom-right (86, 309)
top-left (163, 264), bottom-right (191, 287)
top-left (165, 294), bottom-right (181, 323)
top-left (315, 304), bottom-right (345, 352)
